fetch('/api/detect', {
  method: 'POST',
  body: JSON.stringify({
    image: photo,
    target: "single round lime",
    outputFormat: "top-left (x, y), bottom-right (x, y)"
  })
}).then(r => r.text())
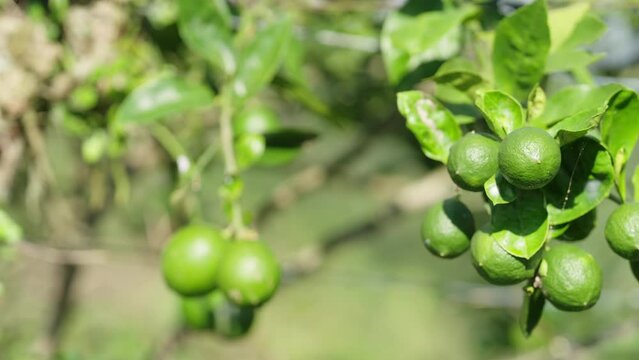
top-left (605, 203), bottom-right (639, 260)
top-left (233, 106), bottom-right (281, 135)
top-left (498, 127), bottom-right (561, 190)
top-left (209, 290), bottom-right (255, 338)
top-left (471, 225), bottom-right (541, 285)
top-left (217, 240), bottom-right (281, 307)
top-left (421, 198), bottom-right (475, 258)
top-left (161, 225), bottom-right (227, 296)
top-left (560, 209), bottom-right (596, 241)
top-left (540, 243), bottom-right (602, 311)
top-left (181, 296), bottom-right (213, 330)
top-left (447, 132), bottom-right (499, 191)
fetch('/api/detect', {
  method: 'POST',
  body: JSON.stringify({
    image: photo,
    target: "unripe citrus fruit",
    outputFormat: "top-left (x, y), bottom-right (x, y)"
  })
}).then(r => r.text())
top-left (209, 290), bottom-right (255, 338)
top-left (605, 203), bottom-right (639, 260)
top-left (181, 296), bottom-right (213, 330)
top-left (560, 209), bottom-right (596, 241)
top-left (498, 127), bottom-right (561, 190)
top-left (161, 225), bottom-right (227, 296)
top-left (421, 198), bottom-right (475, 258)
top-left (217, 240), bottom-right (281, 307)
top-left (447, 133), bottom-right (499, 191)
top-left (540, 243), bottom-right (602, 311)
top-left (233, 106), bottom-right (281, 135)
top-left (471, 225), bottom-right (541, 285)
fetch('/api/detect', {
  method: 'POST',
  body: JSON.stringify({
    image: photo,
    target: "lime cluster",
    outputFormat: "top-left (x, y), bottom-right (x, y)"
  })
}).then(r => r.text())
top-left (161, 224), bottom-right (280, 337)
top-left (421, 126), bottom-right (605, 332)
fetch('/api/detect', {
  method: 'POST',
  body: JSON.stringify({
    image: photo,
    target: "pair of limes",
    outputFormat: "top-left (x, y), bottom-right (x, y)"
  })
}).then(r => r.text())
top-left (447, 127), bottom-right (561, 191)
top-left (161, 225), bottom-right (281, 307)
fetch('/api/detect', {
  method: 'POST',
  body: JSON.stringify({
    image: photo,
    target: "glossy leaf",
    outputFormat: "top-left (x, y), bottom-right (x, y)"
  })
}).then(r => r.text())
top-left (397, 91), bottom-right (462, 163)
top-left (475, 90), bottom-right (524, 139)
top-left (548, 106), bottom-right (606, 145)
top-left (493, 0), bottom-right (550, 101)
top-left (381, 6), bottom-right (477, 84)
top-left (532, 84), bottom-right (622, 126)
top-left (484, 173), bottom-right (517, 205)
top-left (178, 0), bottom-right (235, 75)
top-left (520, 285), bottom-right (545, 337)
top-left (491, 190), bottom-right (549, 259)
top-left (601, 90), bottom-right (639, 201)
top-left (115, 75), bottom-right (215, 125)
top-left (545, 137), bottom-right (614, 225)
top-left (232, 18), bottom-right (293, 101)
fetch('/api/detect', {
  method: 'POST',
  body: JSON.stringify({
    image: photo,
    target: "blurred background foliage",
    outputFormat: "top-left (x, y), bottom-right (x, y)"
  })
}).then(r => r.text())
top-left (1, 0), bottom-right (639, 359)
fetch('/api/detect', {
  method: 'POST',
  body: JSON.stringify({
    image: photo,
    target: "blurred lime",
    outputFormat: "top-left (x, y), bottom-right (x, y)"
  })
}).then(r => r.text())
top-left (162, 225), bottom-right (227, 296)
top-left (605, 203), bottom-right (639, 260)
top-left (209, 290), bottom-right (255, 338)
top-left (233, 106), bottom-right (281, 135)
top-left (447, 133), bottom-right (499, 191)
top-left (82, 131), bottom-right (109, 164)
top-left (471, 225), bottom-right (541, 285)
top-left (69, 85), bottom-right (99, 112)
top-left (540, 243), bottom-right (602, 311)
top-left (560, 209), bottom-right (596, 241)
top-left (498, 127), bottom-right (561, 190)
top-left (217, 240), bottom-right (281, 307)
top-left (181, 296), bottom-right (213, 330)
top-left (421, 198), bottom-right (475, 258)
top-left (0, 209), bottom-right (23, 245)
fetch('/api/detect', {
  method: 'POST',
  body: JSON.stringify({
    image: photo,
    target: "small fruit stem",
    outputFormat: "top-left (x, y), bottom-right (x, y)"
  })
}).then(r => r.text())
top-left (219, 92), bottom-right (246, 238)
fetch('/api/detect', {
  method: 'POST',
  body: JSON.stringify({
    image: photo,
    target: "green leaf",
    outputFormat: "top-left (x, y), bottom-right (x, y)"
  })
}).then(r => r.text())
top-left (475, 90), bottom-right (524, 139)
top-left (178, 0), bottom-right (235, 75)
top-left (232, 18), bottom-right (293, 101)
top-left (397, 91), bottom-right (462, 163)
top-left (484, 172), bottom-right (517, 205)
top-left (520, 285), bottom-right (545, 337)
top-left (601, 90), bottom-right (639, 202)
top-left (491, 190), bottom-right (549, 259)
top-left (532, 84), bottom-right (623, 127)
top-left (548, 106), bottom-right (606, 145)
top-left (562, 14), bottom-right (606, 49)
top-left (259, 128), bottom-right (317, 166)
top-left (547, 2), bottom-right (590, 53)
top-left (526, 85), bottom-right (546, 121)
top-left (381, 6), bottom-right (477, 84)
top-left (115, 75), bottom-right (215, 125)
top-left (432, 57), bottom-right (486, 95)
top-left (545, 137), bottom-right (614, 225)
top-left (0, 209), bottom-right (23, 245)
top-left (235, 134), bottom-right (265, 171)
top-left (546, 49), bottom-right (604, 73)
top-left (493, 0), bottom-right (550, 101)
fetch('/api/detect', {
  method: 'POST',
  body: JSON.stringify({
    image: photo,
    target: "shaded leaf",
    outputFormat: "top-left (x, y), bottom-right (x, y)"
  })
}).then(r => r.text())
top-left (232, 18), bottom-right (293, 101)
top-left (520, 285), bottom-right (545, 337)
top-left (601, 90), bottom-right (639, 201)
top-left (432, 57), bottom-right (486, 95)
top-left (545, 137), bottom-right (614, 225)
top-left (491, 190), bottom-right (549, 259)
top-left (475, 90), bottom-right (524, 139)
top-left (548, 106), bottom-right (606, 145)
top-left (178, 0), bottom-right (235, 75)
top-left (397, 91), bottom-right (462, 163)
top-left (493, 0), bottom-right (550, 101)
top-left (258, 128), bottom-right (317, 167)
top-left (484, 172), bottom-right (518, 205)
top-left (115, 75), bottom-right (215, 125)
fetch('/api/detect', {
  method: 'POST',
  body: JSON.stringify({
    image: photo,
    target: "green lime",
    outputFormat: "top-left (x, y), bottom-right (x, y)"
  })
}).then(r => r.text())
top-left (233, 106), bottom-right (281, 135)
top-left (471, 225), bottom-right (541, 285)
top-left (209, 290), bottom-right (255, 338)
top-left (540, 243), bottom-right (602, 311)
top-left (447, 132), bottom-right (499, 191)
top-left (217, 240), bottom-right (281, 307)
top-left (181, 296), bottom-right (213, 330)
top-left (605, 203), bottom-right (639, 260)
top-left (498, 127), bottom-right (561, 190)
top-left (559, 209), bottom-right (596, 241)
top-left (421, 198), bottom-right (475, 258)
top-left (161, 225), bottom-right (227, 296)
